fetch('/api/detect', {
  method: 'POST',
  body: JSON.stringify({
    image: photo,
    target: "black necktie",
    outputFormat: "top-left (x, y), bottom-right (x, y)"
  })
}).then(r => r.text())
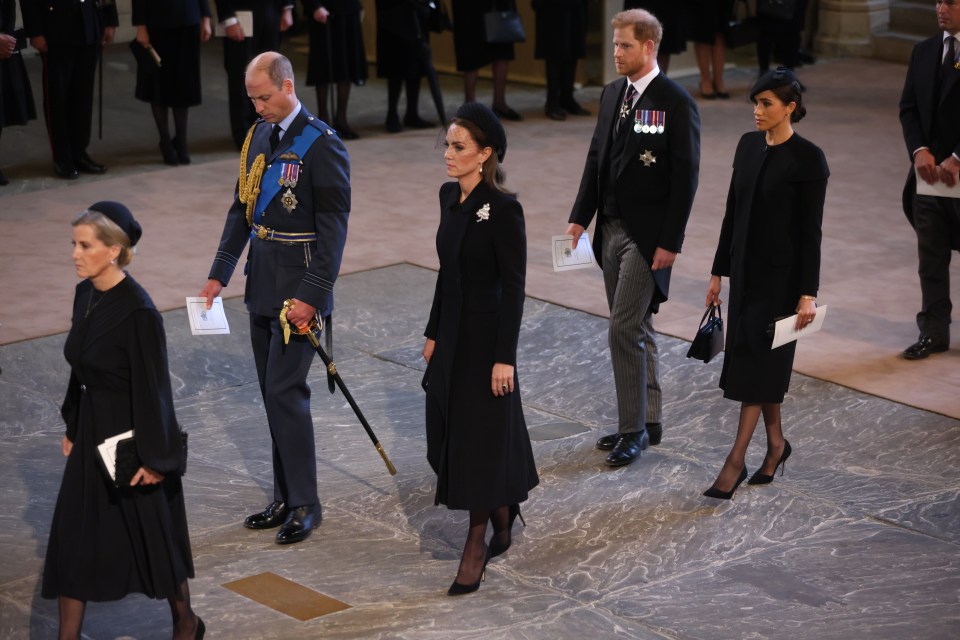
top-left (615, 84), bottom-right (637, 135)
top-left (944, 36), bottom-right (957, 84)
top-left (269, 125), bottom-right (282, 152)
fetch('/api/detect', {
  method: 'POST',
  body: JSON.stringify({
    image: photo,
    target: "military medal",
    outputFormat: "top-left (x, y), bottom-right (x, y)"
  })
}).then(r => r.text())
top-left (280, 188), bottom-right (298, 213)
top-left (656, 111), bottom-right (665, 134)
top-left (634, 110), bottom-right (643, 134)
top-left (278, 162), bottom-right (301, 188)
top-left (639, 150), bottom-right (657, 167)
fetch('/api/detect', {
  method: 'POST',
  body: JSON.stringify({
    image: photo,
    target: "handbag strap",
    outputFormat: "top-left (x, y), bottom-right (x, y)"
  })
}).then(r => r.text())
top-left (697, 304), bottom-right (722, 329)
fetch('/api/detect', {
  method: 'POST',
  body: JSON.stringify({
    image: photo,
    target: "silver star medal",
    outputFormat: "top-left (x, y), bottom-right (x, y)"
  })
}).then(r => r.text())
top-left (639, 150), bottom-right (657, 167)
top-left (281, 188), bottom-right (298, 213)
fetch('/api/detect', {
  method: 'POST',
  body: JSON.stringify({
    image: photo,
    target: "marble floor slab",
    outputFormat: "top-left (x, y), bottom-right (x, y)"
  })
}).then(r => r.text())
top-left (1, 264), bottom-right (958, 639)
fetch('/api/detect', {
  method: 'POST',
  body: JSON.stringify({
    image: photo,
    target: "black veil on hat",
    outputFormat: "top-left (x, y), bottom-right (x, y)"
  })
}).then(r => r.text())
top-left (88, 201), bottom-right (143, 247)
top-left (454, 102), bottom-right (508, 162)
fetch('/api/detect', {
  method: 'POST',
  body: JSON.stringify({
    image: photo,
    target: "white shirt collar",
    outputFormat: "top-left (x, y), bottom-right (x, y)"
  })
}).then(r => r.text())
top-left (274, 101), bottom-right (302, 139)
top-left (625, 66), bottom-right (660, 103)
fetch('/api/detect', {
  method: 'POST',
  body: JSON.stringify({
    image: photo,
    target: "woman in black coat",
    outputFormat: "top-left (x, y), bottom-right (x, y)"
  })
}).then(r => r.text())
top-left (423, 102), bottom-right (539, 595)
top-left (44, 202), bottom-right (202, 639)
top-left (0, 0), bottom-right (36, 185)
top-left (304, 0), bottom-right (367, 139)
top-left (703, 68), bottom-right (828, 500)
top-left (533, 0), bottom-right (589, 120)
top-left (133, 0), bottom-right (212, 165)
top-left (375, 0), bottom-right (436, 132)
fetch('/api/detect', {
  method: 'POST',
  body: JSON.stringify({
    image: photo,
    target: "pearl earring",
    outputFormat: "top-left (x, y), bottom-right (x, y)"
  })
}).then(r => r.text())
top-left (479, 164), bottom-right (483, 175)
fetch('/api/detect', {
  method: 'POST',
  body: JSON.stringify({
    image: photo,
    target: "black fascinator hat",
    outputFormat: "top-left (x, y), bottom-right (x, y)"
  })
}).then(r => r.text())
top-left (88, 201), bottom-right (143, 247)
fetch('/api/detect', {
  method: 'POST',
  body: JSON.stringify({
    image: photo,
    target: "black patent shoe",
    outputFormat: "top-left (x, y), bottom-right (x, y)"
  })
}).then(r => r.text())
top-left (605, 431), bottom-right (649, 467)
top-left (275, 505), bottom-right (322, 544)
top-left (243, 500), bottom-right (288, 529)
top-left (76, 153), bottom-right (107, 174)
top-left (902, 335), bottom-right (948, 360)
top-left (703, 466), bottom-right (748, 500)
top-left (748, 440), bottom-right (792, 485)
top-left (492, 105), bottom-right (523, 121)
top-left (596, 433), bottom-right (620, 451)
top-left (448, 544), bottom-right (489, 596)
top-left (54, 161), bottom-right (79, 180)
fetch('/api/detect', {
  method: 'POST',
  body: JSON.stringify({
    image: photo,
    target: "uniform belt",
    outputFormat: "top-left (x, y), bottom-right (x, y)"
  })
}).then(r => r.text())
top-left (251, 224), bottom-right (317, 243)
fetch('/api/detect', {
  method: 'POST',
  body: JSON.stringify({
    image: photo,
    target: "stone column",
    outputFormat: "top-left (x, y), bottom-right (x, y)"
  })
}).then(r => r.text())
top-left (816, 0), bottom-right (890, 57)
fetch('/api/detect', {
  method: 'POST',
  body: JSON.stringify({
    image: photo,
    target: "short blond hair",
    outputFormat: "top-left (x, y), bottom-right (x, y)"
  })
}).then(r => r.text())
top-left (611, 9), bottom-right (662, 51)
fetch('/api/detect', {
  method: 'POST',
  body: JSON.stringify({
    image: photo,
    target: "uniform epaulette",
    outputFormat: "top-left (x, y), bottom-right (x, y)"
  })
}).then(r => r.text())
top-left (305, 116), bottom-right (335, 136)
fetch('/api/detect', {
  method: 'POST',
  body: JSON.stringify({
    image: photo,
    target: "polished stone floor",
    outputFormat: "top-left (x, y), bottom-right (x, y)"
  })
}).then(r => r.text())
top-left (1, 263), bottom-right (958, 639)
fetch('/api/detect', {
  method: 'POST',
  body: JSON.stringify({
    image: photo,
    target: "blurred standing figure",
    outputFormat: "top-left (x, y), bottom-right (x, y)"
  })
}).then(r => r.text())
top-left (20, 0), bottom-right (118, 179)
top-left (451, 0), bottom-right (522, 120)
top-left (0, 0), bottom-right (36, 185)
top-left (215, 0), bottom-right (293, 149)
top-left (624, 1), bottom-right (685, 73)
top-left (704, 68), bottom-right (828, 500)
top-left (533, 0), bottom-right (589, 121)
top-left (898, 0), bottom-right (960, 359)
top-left (45, 201), bottom-right (202, 640)
top-left (133, 0), bottom-right (213, 165)
top-left (756, 0), bottom-right (809, 75)
top-left (687, 0), bottom-right (733, 99)
top-left (304, 0), bottom-right (367, 139)
top-left (376, 0), bottom-right (435, 133)
top-left (423, 102), bottom-right (539, 596)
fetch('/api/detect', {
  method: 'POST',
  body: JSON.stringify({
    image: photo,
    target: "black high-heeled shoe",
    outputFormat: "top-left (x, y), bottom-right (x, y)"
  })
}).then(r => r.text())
top-left (703, 466), bottom-right (748, 500)
top-left (194, 617), bottom-right (206, 639)
top-left (747, 440), bottom-right (792, 485)
top-left (489, 504), bottom-right (526, 558)
top-left (447, 545), bottom-right (489, 596)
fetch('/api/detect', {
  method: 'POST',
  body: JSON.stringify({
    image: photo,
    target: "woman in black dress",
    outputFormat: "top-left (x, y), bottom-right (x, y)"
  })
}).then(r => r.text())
top-left (451, 0), bottom-right (522, 120)
top-left (423, 102), bottom-right (539, 595)
top-left (687, 0), bottom-right (733, 98)
top-left (0, 0), bottom-right (36, 185)
top-left (703, 68), bottom-right (828, 500)
top-left (305, 0), bottom-right (368, 139)
top-left (44, 202), bottom-right (202, 639)
top-left (533, 0), bottom-right (589, 120)
top-left (133, 0), bottom-right (212, 165)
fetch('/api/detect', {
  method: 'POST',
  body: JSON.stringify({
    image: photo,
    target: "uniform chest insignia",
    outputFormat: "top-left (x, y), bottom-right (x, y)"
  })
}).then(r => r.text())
top-left (278, 151), bottom-right (300, 161)
top-left (639, 150), bottom-right (657, 167)
top-left (280, 188), bottom-right (299, 213)
top-left (278, 162), bottom-right (301, 188)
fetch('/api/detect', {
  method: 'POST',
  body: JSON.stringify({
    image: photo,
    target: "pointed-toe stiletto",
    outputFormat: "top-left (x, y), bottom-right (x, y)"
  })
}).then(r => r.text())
top-left (447, 546), bottom-right (489, 596)
top-left (489, 504), bottom-right (526, 558)
top-left (703, 466), bottom-right (748, 500)
top-left (194, 617), bottom-right (206, 639)
top-left (747, 440), bottom-right (792, 485)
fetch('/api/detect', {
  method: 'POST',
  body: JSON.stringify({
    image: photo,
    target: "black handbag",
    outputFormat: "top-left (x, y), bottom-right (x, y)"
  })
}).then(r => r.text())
top-left (483, 4), bottom-right (526, 44)
top-left (726, 0), bottom-right (759, 49)
top-left (686, 305), bottom-right (724, 363)
top-left (757, 0), bottom-right (796, 21)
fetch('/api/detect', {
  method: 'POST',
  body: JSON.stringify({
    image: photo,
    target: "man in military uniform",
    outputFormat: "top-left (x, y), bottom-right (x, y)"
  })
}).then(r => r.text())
top-left (215, 0), bottom-right (293, 148)
top-left (200, 51), bottom-right (350, 544)
top-left (20, 0), bottom-right (118, 179)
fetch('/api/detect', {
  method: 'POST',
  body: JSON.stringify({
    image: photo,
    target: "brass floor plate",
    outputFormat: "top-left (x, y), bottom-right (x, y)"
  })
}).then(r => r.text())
top-left (222, 572), bottom-right (351, 621)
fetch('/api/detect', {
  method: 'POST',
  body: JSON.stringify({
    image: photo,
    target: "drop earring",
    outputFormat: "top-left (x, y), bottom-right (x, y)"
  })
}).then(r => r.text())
top-left (479, 164), bottom-right (483, 175)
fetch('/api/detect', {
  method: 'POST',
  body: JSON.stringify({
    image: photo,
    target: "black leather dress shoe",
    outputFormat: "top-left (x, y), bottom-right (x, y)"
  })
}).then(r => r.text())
top-left (561, 100), bottom-right (591, 116)
top-left (54, 161), bottom-right (79, 180)
top-left (903, 336), bottom-right (948, 360)
top-left (275, 504), bottom-right (322, 544)
top-left (243, 500), bottom-right (288, 529)
top-left (76, 154), bottom-right (107, 174)
top-left (545, 107), bottom-right (566, 121)
top-left (646, 422), bottom-right (662, 446)
top-left (596, 432), bottom-right (620, 451)
top-left (605, 431), bottom-right (649, 467)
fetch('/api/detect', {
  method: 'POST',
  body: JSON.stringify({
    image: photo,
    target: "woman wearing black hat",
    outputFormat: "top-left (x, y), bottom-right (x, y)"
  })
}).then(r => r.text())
top-left (702, 68), bottom-right (829, 500)
top-left (44, 202), bottom-right (203, 638)
top-left (422, 102), bottom-right (539, 595)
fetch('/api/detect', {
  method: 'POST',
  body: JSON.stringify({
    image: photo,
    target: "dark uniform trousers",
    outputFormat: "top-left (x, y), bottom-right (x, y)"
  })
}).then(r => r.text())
top-left (42, 44), bottom-right (98, 166)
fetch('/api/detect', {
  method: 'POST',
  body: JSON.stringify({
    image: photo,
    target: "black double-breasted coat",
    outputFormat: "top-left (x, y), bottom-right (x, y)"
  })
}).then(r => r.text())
top-left (424, 181), bottom-right (539, 510)
top-left (711, 131), bottom-right (828, 403)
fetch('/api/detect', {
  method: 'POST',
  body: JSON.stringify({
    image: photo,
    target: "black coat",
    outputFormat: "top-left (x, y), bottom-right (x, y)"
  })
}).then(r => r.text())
top-left (424, 181), bottom-right (539, 510)
top-left (569, 73), bottom-right (701, 309)
top-left (132, 0), bottom-right (209, 28)
top-left (43, 276), bottom-right (193, 602)
top-left (208, 106), bottom-right (351, 318)
top-left (711, 131), bottom-right (828, 403)
top-left (899, 32), bottom-right (960, 241)
top-left (20, 0), bottom-right (118, 46)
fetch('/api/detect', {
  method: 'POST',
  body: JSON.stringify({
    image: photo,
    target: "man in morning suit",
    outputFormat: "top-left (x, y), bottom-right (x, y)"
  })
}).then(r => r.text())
top-left (200, 51), bottom-right (350, 544)
top-left (899, 0), bottom-right (960, 359)
top-left (565, 8), bottom-right (700, 467)
top-left (215, 0), bottom-right (293, 149)
top-left (20, 0), bottom-right (117, 179)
